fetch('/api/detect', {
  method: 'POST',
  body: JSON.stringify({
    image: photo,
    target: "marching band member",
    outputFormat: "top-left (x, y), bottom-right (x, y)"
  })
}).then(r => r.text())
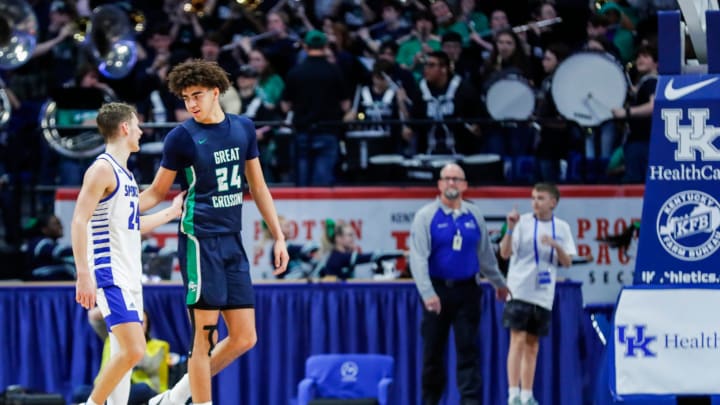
top-left (351, 60), bottom-right (411, 156)
top-left (611, 43), bottom-right (657, 183)
top-left (397, 10), bottom-right (441, 82)
top-left (408, 51), bottom-right (481, 156)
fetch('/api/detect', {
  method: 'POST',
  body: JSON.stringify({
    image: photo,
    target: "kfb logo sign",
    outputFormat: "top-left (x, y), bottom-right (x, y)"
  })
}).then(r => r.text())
top-left (656, 190), bottom-right (720, 261)
top-left (634, 74), bottom-right (720, 286)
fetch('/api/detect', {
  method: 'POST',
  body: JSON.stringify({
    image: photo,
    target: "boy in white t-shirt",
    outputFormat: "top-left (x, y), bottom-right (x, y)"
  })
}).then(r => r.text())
top-left (498, 183), bottom-right (577, 405)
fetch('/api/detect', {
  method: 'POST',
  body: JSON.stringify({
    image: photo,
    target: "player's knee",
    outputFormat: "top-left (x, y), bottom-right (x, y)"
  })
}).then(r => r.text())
top-left (524, 338), bottom-right (540, 354)
top-left (127, 341), bottom-right (146, 364)
top-left (229, 330), bottom-right (257, 354)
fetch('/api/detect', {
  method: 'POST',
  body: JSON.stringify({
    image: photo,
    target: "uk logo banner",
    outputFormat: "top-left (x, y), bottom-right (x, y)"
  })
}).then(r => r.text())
top-left (633, 74), bottom-right (720, 286)
top-left (613, 287), bottom-right (720, 395)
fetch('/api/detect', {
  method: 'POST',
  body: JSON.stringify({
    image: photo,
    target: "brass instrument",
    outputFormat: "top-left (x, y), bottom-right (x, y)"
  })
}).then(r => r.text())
top-left (475, 16), bottom-right (563, 38)
top-left (85, 4), bottom-right (139, 79)
top-left (184, 0), bottom-right (207, 16)
top-left (71, 16), bottom-right (90, 44)
top-left (38, 4), bottom-right (138, 156)
top-left (73, 7), bottom-right (143, 44)
top-left (40, 87), bottom-right (116, 158)
top-left (0, 0), bottom-right (38, 129)
top-left (236, 0), bottom-right (264, 11)
top-left (129, 9), bottom-right (146, 33)
top-left (0, 86), bottom-right (10, 129)
top-left (512, 16), bottom-right (562, 34)
top-left (220, 30), bottom-right (278, 51)
top-left (0, 0), bottom-right (38, 70)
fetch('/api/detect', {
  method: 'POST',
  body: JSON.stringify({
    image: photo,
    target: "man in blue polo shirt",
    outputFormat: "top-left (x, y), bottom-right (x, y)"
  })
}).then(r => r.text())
top-left (410, 163), bottom-right (510, 405)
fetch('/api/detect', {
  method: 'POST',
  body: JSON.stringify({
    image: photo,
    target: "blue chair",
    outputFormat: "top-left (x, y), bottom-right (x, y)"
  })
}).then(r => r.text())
top-left (297, 354), bottom-right (394, 405)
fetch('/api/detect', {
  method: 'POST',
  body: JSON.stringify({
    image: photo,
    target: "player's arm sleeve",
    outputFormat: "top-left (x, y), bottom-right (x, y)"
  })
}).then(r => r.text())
top-left (239, 115), bottom-right (260, 160)
top-left (160, 126), bottom-right (194, 171)
top-left (409, 205), bottom-right (437, 301)
top-left (469, 205), bottom-right (507, 289)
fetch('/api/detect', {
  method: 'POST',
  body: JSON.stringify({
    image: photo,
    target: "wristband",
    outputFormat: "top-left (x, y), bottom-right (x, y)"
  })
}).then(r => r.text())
top-left (506, 228), bottom-right (513, 236)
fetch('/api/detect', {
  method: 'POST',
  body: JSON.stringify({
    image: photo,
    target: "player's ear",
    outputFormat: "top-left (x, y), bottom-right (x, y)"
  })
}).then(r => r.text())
top-left (120, 120), bottom-right (129, 135)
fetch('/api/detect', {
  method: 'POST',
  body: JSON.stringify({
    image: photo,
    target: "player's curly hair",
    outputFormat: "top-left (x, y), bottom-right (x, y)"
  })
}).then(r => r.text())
top-left (167, 59), bottom-right (231, 97)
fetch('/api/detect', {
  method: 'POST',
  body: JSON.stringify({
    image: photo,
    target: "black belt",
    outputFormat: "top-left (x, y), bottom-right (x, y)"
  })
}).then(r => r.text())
top-left (430, 277), bottom-right (476, 288)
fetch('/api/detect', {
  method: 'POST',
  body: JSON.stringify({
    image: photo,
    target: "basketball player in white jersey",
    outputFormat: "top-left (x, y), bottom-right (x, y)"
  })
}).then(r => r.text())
top-left (72, 102), bottom-right (184, 405)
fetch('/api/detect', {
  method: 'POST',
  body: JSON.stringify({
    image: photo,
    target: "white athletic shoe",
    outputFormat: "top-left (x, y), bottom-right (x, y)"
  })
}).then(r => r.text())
top-left (148, 391), bottom-right (182, 405)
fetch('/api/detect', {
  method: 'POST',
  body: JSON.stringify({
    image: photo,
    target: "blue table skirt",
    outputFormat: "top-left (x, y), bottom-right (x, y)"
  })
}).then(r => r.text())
top-left (0, 281), bottom-right (602, 405)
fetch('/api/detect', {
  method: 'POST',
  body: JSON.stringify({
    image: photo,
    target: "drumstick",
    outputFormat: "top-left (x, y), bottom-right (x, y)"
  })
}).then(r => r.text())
top-left (382, 72), bottom-right (399, 90)
top-left (582, 94), bottom-right (600, 121)
top-left (585, 92), bottom-right (612, 111)
top-left (382, 72), bottom-right (413, 106)
top-left (350, 85), bottom-right (361, 115)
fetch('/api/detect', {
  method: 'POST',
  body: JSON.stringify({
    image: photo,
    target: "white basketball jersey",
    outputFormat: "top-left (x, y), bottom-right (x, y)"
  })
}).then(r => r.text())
top-left (87, 153), bottom-right (142, 292)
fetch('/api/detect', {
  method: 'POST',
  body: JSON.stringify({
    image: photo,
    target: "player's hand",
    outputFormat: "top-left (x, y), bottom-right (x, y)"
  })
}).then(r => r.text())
top-left (495, 286), bottom-right (511, 301)
top-left (424, 296), bottom-right (441, 314)
top-left (540, 234), bottom-right (557, 247)
top-left (506, 207), bottom-right (520, 228)
top-left (75, 272), bottom-right (96, 309)
top-left (272, 239), bottom-right (289, 276)
top-left (169, 191), bottom-right (186, 218)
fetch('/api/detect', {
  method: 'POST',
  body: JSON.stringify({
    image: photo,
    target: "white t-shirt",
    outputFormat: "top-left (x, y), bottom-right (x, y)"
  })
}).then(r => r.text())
top-left (507, 213), bottom-right (577, 310)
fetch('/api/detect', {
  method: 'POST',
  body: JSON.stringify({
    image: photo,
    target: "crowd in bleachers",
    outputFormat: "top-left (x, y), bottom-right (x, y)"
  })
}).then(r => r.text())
top-left (0, 0), bottom-right (672, 249)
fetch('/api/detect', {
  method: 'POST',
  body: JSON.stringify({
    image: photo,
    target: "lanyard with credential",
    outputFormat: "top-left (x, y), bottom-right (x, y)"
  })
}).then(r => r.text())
top-left (533, 215), bottom-right (556, 267)
top-left (451, 211), bottom-right (463, 251)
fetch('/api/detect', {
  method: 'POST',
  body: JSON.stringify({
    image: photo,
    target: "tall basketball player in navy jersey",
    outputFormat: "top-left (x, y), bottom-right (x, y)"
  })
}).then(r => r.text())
top-left (140, 60), bottom-right (289, 405)
top-left (72, 102), bottom-right (184, 405)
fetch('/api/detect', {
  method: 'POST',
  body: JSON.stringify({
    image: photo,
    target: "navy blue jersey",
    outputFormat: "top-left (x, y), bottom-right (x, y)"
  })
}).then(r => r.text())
top-left (161, 114), bottom-right (259, 236)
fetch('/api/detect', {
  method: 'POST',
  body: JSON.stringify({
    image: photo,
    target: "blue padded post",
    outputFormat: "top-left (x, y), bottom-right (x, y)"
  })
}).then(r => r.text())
top-left (658, 11), bottom-right (682, 75)
top-left (707, 11), bottom-right (720, 73)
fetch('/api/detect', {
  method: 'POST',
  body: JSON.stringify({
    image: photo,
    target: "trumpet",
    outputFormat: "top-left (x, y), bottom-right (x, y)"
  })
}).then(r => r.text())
top-left (235, 0), bottom-right (264, 11)
top-left (129, 9), bottom-right (146, 33)
top-left (71, 16), bottom-right (91, 44)
top-left (183, 0), bottom-right (207, 16)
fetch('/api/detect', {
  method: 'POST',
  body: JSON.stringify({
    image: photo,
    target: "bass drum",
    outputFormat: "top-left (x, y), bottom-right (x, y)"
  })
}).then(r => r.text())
top-left (483, 71), bottom-right (536, 121)
top-left (551, 51), bottom-right (628, 127)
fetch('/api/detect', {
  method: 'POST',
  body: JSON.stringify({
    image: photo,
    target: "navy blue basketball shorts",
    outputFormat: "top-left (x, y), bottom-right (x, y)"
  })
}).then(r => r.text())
top-left (178, 232), bottom-right (255, 310)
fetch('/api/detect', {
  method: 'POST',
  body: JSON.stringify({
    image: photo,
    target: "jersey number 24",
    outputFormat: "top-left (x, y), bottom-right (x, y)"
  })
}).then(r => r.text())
top-left (215, 164), bottom-right (242, 192)
top-left (128, 201), bottom-right (140, 230)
